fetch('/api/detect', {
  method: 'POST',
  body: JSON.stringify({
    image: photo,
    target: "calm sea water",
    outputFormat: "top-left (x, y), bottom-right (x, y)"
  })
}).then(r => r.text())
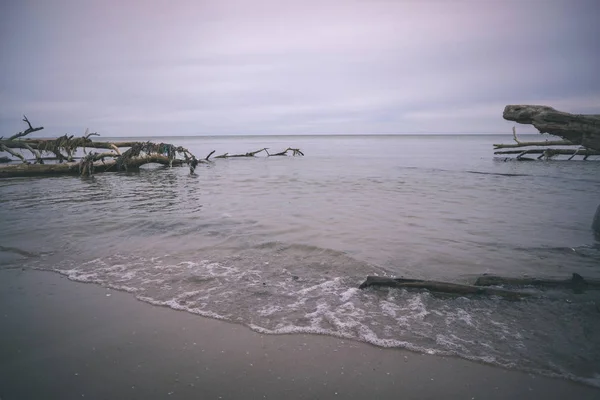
top-left (1, 134), bottom-right (599, 386)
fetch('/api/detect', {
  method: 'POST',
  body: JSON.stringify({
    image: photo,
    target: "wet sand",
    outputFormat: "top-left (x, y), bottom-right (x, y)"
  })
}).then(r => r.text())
top-left (0, 269), bottom-right (598, 400)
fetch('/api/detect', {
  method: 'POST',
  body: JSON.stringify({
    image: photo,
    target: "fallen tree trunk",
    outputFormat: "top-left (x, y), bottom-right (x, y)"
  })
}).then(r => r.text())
top-left (1, 116), bottom-right (305, 178)
top-left (0, 155), bottom-right (189, 178)
top-left (503, 105), bottom-right (600, 151)
top-left (358, 276), bottom-right (530, 300)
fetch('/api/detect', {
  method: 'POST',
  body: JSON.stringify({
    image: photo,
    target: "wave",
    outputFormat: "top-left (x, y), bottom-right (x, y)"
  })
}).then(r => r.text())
top-left (36, 244), bottom-right (600, 389)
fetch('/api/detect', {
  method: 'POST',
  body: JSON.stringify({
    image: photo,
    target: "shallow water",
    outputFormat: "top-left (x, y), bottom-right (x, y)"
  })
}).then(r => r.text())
top-left (1, 134), bottom-right (599, 386)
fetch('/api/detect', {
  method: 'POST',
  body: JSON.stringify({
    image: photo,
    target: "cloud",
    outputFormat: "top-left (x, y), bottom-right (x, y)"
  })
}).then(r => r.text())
top-left (1, 0), bottom-right (599, 136)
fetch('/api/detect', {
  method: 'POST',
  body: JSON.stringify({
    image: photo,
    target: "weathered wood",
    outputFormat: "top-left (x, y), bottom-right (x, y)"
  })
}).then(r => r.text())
top-left (0, 155), bottom-right (188, 178)
top-left (2, 116), bottom-right (305, 177)
top-left (494, 148), bottom-right (600, 157)
top-left (0, 144), bottom-right (29, 163)
top-left (214, 148), bottom-right (269, 158)
top-left (475, 273), bottom-right (600, 292)
top-left (358, 276), bottom-right (529, 300)
top-left (593, 204), bottom-right (600, 238)
top-left (493, 140), bottom-right (574, 149)
top-left (268, 147), bottom-right (305, 157)
top-left (503, 105), bottom-right (600, 151)
top-left (7, 116), bottom-right (43, 140)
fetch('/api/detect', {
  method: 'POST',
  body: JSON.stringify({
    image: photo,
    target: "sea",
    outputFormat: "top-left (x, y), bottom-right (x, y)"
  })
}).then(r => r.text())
top-left (1, 134), bottom-right (599, 387)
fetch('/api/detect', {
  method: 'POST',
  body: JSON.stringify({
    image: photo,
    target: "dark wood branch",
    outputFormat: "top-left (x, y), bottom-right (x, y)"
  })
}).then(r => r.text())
top-left (8, 116), bottom-right (44, 140)
top-left (268, 147), bottom-right (305, 157)
top-left (23, 115), bottom-right (33, 130)
top-left (359, 276), bottom-right (529, 300)
top-left (475, 273), bottom-right (600, 293)
top-left (214, 148), bottom-right (269, 158)
top-left (205, 150), bottom-right (216, 161)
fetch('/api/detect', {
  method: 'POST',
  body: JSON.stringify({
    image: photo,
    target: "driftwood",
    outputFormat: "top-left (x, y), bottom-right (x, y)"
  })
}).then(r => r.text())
top-left (214, 148), bottom-right (269, 158)
top-left (0, 116), bottom-right (305, 178)
top-left (494, 148), bottom-right (600, 159)
top-left (594, 204), bottom-right (600, 238)
top-left (359, 276), bottom-right (529, 300)
top-left (475, 273), bottom-right (600, 293)
top-left (494, 105), bottom-right (600, 160)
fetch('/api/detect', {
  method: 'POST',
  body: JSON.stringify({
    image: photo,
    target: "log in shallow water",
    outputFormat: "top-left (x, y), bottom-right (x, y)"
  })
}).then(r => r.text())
top-left (1, 116), bottom-right (304, 178)
top-left (475, 273), bottom-right (600, 291)
top-left (358, 276), bottom-right (530, 300)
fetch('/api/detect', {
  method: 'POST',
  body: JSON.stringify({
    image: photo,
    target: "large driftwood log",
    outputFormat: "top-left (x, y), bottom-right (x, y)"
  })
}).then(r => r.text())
top-left (503, 105), bottom-right (600, 152)
top-left (0, 155), bottom-right (188, 178)
top-left (359, 276), bottom-right (529, 300)
top-left (1, 116), bottom-right (305, 178)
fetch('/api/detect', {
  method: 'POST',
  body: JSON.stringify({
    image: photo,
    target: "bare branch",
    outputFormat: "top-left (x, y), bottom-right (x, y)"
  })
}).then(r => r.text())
top-left (268, 147), bottom-right (305, 157)
top-left (0, 144), bottom-right (29, 164)
top-left (8, 116), bottom-right (44, 140)
top-left (22, 115), bottom-right (33, 130)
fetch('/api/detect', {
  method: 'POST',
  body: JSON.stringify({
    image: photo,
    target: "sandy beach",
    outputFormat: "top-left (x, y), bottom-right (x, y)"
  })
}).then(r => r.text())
top-left (0, 269), bottom-right (597, 400)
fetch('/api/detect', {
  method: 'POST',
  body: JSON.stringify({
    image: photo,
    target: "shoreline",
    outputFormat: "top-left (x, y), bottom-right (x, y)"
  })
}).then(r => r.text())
top-left (1, 268), bottom-right (598, 400)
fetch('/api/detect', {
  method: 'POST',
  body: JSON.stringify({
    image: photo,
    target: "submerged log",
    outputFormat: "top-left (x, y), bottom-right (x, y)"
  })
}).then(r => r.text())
top-left (593, 204), bottom-right (600, 238)
top-left (358, 276), bottom-right (529, 300)
top-left (475, 273), bottom-right (600, 292)
top-left (503, 105), bottom-right (600, 152)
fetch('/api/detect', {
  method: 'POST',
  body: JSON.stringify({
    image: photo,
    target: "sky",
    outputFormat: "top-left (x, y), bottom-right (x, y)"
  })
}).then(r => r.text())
top-left (1, 0), bottom-right (599, 137)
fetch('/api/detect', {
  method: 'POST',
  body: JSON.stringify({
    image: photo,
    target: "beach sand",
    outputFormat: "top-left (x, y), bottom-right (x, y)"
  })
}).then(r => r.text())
top-left (1, 269), bottom-right (598, 400)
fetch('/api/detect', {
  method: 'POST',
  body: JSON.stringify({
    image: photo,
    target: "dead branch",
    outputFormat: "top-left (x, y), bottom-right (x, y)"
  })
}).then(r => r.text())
top-left (8, 115), bottom-right (44, 140)
top-left (0, 144), bottom-right (29, 164)
top-left (495, 148), bottom-right (600, 157)
top-left (268, 147), bottom-right (305, 157)
top-left (22, 143), bottom-right (44, 164)
top-left (2, 117), bottom-right (305, 177)
top-left (214, 148), bottom-right (269, 158)
top-left (493, 140), bottom-right (574, 149)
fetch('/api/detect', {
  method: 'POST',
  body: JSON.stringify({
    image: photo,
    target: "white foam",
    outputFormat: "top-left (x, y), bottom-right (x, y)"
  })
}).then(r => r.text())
top-left (258, 305), bottom-right (282, 316)
top-left (339, 287), bottom-right (358, 302)
top-left (136, 296), bottom-right (228, 321)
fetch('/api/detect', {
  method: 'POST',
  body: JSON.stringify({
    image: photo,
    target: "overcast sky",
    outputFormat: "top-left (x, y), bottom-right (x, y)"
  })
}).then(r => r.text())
top-left (1, 0), bottom-right (599, 137)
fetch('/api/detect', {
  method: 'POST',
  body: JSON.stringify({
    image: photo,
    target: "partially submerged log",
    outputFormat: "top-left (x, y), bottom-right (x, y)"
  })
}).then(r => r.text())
top-left (1, 116), bottom-right (305, 178)
top-left (594, 204), bottom-right (600, 238)
top-left (475, 273), bottom-right (600, 292)
top-left (494, 148), bottom-right (600, 159)
top-left (494, 106), bottom-right (600, 160)
top-left (359, 276), bottom-right (529, 300)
